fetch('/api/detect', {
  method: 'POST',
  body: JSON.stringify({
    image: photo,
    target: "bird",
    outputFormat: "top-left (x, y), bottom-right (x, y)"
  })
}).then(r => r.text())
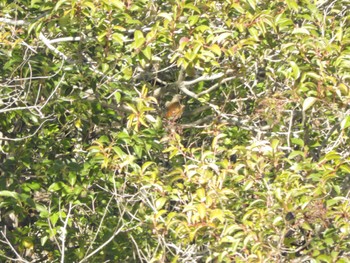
top-left (165, 94), bottom-right (184, 121)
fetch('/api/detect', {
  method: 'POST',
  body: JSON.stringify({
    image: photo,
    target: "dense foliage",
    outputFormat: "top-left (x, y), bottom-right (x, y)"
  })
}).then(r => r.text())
top-left (1, 0), bottom-right (350, 262)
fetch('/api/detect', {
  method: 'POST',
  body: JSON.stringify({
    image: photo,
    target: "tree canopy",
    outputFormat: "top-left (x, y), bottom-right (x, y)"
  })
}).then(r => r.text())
top-left (1, 0), bottom-right (350, 262)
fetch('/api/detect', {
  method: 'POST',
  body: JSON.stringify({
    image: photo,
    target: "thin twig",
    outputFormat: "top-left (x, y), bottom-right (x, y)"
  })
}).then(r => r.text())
top-left (287, 110), bottom-right (294, 150)
top-left (60, 202), bottom-right (73, 263)
top-left (0, 18), bottom-right (27, 25)
top-left (0, 117), bottom-right (55, 141)
top-left (39, 33), bottom-right (72, 62)
top-left (40, 73), bottom-right (65, 110)
top-left (0, 230), bottom-right (30, 263)
top-left (84, 196), bottom-right (114, 258)
top-left (47, 36), bottom-right (82, 44)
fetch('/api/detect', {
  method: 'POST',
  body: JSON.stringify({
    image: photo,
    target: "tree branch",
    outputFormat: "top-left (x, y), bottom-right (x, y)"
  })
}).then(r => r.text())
top-left (0, 18), bottom-right (27, 26)
top-left (38, 33), bottom-right (73, 63)
top-left (47, 36), bottom-right (82, 44)
top-left (183, 72), bottom-right (225, 86)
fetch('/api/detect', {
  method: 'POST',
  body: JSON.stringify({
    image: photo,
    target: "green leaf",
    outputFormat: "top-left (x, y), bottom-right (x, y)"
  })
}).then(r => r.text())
top-left (112, 33), bottom-right (124, 45)
top-left (196, 25), bottom-right (210, 33)
top-left (291, 138), bottom-right (304, 147)
top-left (286, 0), bottom-right (299, 12)
top-left (184, 4), bottom-right (200, 13)
top-left (196, 188), bottom-right (206, 200)
top-left (323, 151), bottom-right (341, 161)
top-left (303, 97), bottom-right (317, 111)
top-left (50, 212), bottom-right (59, 227)
top-left (68, 172), bottom-right (77, 186)
top-left (132, 30), bottom-right (145, 49)
top-left (141, 162), bottom-right (155, 173)
top-left (243, 180), bottom-right (254, 191)
top-left (273, 216), bottom-right (283, 225)
top-left (114, 91), bottom-right (121, 103)
top-left (197, 203), bottom-right (206, 220)
top-left (340, 164), bottom-right (350, 173)
top-left (54, 0), bottom-right (67, 11)
top-left (133, 144), bottom-right (143, 158)
top-left (220, 236), bottom-right (241, 244)
top-left (210, 209), bottom-right (225, 223)
top-left (231, 3), bottom-right (245, 13)
top-left (341, 116), bottom-right (350, 130)
top-left (288, 150), bottom-right (304, 159)
top-left (215, 32), bottom-right (232, 44)
top-left (246, 0), bottom-right (256, 10)
top-left (82, 1), bottom-right (96, 13)
top-left (305, 71), bottom-right (322, 80)
top-left (0, 191), bottom-right (20, 200)
top-left (108, 0), bottom-right (125, 9)
top-left (97, 135), bottom-right (110, 144)
top-left (209, 44), bottom-right (222, 56)
top-left (158, 12), bottom-right (173, 21)
top-left (155, 209), bottom-right (168, 220)
top-left (292, 27), bottom-right (310, 35)
top-left (142, 46), bottom-right (152, 60)
top-left (271, 138), bottom-right (279, 151)
top-left (48, 182), bottom-right (64, 192)
top-left (31, 0), bottom-right (42, 7)
top-left (155, 197), bottom-right (167, 210)
top-left (316, 254), bottom-right (332, 262)
top-left (187, 15), bottom-right (199, 26)
top-left (112, 146), bottom-right (126, 158)
top-left (290, 61), bottom-right (300, 79)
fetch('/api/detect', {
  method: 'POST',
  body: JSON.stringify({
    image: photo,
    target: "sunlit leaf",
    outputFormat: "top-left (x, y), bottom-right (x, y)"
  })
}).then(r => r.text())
top-left (155, 197), bottom-right (167, 210)
top-left (197, 203), bottom-right (206, 220)
top-left (0, 191), bottom-right (20, 200)
top-left (303, 97), bottom-right (317, 111)
top-left (341, 116), bottom-right (350, 130)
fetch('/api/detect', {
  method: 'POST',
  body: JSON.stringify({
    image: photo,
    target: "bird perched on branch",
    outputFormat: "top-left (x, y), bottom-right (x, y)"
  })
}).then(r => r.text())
top-left (165, 94), bottom-right (184, 121)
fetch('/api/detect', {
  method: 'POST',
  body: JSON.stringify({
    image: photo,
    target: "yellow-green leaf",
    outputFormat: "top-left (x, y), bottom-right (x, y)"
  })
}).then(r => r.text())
top-left (209, 44), bottom-right (222, 56)
top-left (132, 30), bottom-right (145, 49)
top-left (196, 188), bottom-right (206, 200)
top-left (292, 27), bottom-right (310, 35)
top-left (184, 3), bottom-right (200, 13)
top-left (303, 97), bottom-right (317, 111)
top-left (142, 46), bottom-right (152, 60)
top-left (197, 203), bottom-right (206, 220)
top-left (156, 197), bottom-right (167, 210)
top-left (341, 116), bottom-right (350, 130)
top-left (210, 209), bottom-right (225, 223)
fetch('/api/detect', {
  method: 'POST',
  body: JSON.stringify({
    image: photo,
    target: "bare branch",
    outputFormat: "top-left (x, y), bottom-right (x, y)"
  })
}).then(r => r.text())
top-left (79, 218), bottom-right (125, 263)
top-left (21, 41), bottom-right (38, 54)
top-left (0, 18), bottom-right (27, 26)
top-left (0, 230), bottom-right (30, 263)
top-left (197, 76), bottom-right (236, 96)
top-left (178, 81), bottom-right (199, 99)
top-left (39, 73), bottom-right (65, 110)
top-left (60, 202), bottom-right (73, 263)
top-left (47, 203), bottom-right (62, 253)
top-left (39, 33), bottom-right (73, 63)
top-left (287, 110), bottom-right (294, 150)
top-left (0, 105), bottom-right (40, 114)
top-left (47, 36), bottom-right (82, 44)
top-left (84, 196), bottom-right (114, 258)
top-left (0, 61), bottom-right (64, 85)
top-left (183, 72), bottom-right (225, 86)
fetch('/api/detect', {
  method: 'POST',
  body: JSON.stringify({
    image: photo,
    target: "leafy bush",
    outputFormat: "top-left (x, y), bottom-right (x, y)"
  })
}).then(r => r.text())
top-left (0, 0), bottom-right (350, 262)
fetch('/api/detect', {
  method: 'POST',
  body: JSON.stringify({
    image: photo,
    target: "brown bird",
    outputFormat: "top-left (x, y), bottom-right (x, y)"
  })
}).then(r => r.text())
top-left (165, 94), bottom-right (184, 121)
